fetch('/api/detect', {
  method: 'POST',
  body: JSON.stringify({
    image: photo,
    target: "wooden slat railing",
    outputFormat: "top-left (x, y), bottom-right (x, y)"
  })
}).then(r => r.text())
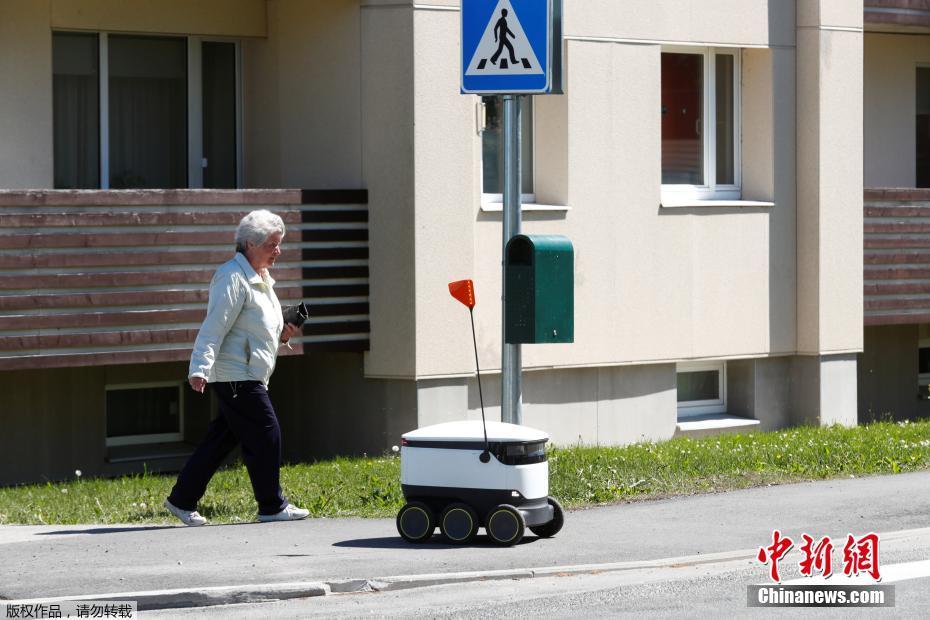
top-left (864, 188), bottom-right (930, 325)
top-left (0, 189), bottom-right (369, 370)
top-left (865, 1), bottom-right (930, 30)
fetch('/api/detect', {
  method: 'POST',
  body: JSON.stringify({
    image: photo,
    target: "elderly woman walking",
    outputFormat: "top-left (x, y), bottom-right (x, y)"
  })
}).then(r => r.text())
top-left (164, 209), bottom-right (309, 526)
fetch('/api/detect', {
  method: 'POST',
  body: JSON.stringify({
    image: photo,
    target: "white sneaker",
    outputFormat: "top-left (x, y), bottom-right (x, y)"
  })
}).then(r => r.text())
top-left (164, 499), bottom-right (207, 526)
top-left (258, 504), bottom-right (310, 522)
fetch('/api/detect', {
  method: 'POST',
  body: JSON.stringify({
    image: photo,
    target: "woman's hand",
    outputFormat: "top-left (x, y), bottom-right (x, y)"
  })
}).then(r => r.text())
top-left (189, 376), bottom-right (206, 393)
top-left (281, 322), bottom-right (300, 345)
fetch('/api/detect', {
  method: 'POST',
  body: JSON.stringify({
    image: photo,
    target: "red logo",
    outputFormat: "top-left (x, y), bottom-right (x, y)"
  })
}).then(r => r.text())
top-left (842, 533), bottom-right (881, 581)
top-left (799, 534), bottom-right (834, 578)
top-left (757, 531), bottom-right (881, 583)
top-left (757, 530), bottom-right (794, 583)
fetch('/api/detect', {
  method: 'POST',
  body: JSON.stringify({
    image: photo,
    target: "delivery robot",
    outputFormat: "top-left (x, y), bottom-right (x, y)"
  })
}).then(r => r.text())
top-left (396, 419), bottom-right (564, 546)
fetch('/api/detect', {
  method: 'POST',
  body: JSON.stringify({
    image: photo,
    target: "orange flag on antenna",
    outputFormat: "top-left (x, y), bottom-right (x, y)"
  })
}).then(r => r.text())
top-left (448, 279), bottom-right (475, 309)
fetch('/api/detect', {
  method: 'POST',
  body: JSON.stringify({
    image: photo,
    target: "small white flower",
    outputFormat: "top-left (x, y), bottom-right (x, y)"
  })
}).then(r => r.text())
top-left (61, 488), bottom-right (68, 494)
top-left (391, 445), bottom-right (400, 453)
top-left (140, 502), bottom-right (147, 509)
top-left (75, 470), bottom-right (82, 477)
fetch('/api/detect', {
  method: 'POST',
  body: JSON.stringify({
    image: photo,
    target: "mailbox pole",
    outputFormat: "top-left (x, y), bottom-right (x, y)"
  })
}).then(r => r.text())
top-left (501, 94), bottom-right (523, 425)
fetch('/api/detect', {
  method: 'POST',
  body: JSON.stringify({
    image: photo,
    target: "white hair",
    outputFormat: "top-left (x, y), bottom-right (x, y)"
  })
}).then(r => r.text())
top-left (235, 210), bottom-right (285, 253)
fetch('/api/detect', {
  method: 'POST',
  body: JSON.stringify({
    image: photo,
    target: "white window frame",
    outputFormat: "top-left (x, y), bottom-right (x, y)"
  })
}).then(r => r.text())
top-left (105, 381), bottom-right (185, 447)
top-left (676, 361), bottom-right (727, 416)
top-left (660, 46), bottom-right (741, 203)
top-left (188, 36), bottom-right (244, 189)
top-left (85, 32), bottom-right (242, 189)
top-left (479, 96), bottom-right (536, 205)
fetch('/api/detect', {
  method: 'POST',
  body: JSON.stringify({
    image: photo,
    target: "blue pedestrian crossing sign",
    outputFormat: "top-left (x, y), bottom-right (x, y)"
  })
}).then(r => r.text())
top-left (461, 0), bottom-right (563, 94)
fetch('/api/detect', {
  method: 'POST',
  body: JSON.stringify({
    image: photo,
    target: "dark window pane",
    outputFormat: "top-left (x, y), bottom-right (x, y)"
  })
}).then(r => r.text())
top-left (482, 96), bottom-right (534, 195)
top-left (920, 347), bottom-right (930, 375)
top-left (106, 386), bottom-right (181, 438)
top-left (202, 41), bottom-right (237, 188)
top-left (53, 33), bottom-right (99, 189)
top-left (715, 54), bottom-right (735, 185)
top-left (109, 35), bottom-right (187, 189)
top-left (918, 68), bottom-right (930, 187)
top-left (677, 370), bottom-right (719, 402)
top-left (662, 53), bottom-right (703, 184)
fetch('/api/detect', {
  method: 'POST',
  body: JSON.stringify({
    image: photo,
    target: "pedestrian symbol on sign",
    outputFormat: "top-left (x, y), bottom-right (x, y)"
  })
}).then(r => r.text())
top-left (491, 9), bottom-right (518, 67)
top-left (465, 0), bottom-right (543, 76)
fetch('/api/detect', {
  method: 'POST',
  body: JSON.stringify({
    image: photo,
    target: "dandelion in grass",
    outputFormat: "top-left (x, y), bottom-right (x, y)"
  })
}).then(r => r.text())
top-left (75, 470), bottom-right (82, 478)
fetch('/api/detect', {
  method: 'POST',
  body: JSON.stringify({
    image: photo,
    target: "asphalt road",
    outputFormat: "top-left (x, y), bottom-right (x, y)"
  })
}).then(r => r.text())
top-left (148, 530), bottom-right (930, 618)
top-left (4, 470), bottom-right (930, 616)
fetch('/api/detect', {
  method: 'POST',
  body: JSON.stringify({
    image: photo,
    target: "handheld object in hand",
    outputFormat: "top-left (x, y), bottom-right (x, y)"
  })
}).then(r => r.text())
top-left (282, 301), bottom-right (309, 328)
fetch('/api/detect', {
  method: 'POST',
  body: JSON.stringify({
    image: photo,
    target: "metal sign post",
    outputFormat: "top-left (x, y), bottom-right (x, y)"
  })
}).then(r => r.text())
top-left (462, 0), bottom-right (563, 425)
top-left (501, 94), bottom-right (522, 425)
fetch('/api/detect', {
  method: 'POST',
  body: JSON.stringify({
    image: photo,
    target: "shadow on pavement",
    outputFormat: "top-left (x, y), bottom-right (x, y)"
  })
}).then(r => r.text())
top-left (334, 534), bottom-right (541, 549)
top-left (36, 525), bottom-right (177, 535)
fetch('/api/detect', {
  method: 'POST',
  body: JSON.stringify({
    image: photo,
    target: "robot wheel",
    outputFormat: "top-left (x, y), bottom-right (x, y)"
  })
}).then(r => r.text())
top-left (396, 501), bottom-right (435, 543)
top-left (439, 502), bottom-right (479, 544)
top-left (485, 504), bottom-right (526, 546)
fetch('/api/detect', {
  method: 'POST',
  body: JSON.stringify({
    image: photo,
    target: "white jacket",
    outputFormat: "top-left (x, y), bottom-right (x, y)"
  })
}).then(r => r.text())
top-left (189, 252), bottom-right (284, 387)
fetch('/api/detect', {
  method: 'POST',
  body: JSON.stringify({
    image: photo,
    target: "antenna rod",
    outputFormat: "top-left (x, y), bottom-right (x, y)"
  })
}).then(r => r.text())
top-left (470, 307), bottom-right (491, 462)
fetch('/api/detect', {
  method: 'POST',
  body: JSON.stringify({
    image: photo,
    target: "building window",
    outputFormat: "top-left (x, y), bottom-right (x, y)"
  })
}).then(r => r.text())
top-left (677, 361), bottom-right (727, 416)
top-left (917, 67), bottom-right (930, 188)
top-left (661, 48), bottom-right (739, 201)
top-left (108, 35), bottom-right (188, 189)
top-left (105, 383), bottom-right (184, 447)
top-left (919, 338), bottom-right (930, 398)
top-left (481, 96), bottom-right (534, 202)
top-left (53, 32), bottom-right (100, 189)
top-left (52, 32), bottom-right (240, 190)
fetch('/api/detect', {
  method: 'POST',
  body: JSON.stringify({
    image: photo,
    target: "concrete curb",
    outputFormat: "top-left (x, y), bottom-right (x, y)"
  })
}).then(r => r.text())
top-left (3, 547), bottom-right (760, 611)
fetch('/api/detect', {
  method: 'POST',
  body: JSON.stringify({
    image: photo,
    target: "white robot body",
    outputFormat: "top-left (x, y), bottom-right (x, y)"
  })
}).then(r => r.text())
top-left (402, 446), bottom-right (548, 498)
top-left (401, 421), bottom-right (548, 498)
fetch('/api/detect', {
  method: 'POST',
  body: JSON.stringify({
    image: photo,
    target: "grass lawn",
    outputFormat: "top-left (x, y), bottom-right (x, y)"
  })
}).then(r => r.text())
top-left (2, 419), bottom-right (930, 525)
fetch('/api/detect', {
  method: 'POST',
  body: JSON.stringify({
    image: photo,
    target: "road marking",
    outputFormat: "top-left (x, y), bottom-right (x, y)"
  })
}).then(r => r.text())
top-left (781, 559), bottom-right (930, 585)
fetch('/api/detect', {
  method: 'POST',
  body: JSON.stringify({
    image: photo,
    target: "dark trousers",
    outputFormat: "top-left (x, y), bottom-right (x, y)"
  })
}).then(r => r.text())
top-left (168, 381), bottom-right (288, 516)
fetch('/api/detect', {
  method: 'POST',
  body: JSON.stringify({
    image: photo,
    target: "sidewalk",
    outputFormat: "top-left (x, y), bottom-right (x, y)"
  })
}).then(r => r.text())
top-left (3, 471), bottom-right (930, 610)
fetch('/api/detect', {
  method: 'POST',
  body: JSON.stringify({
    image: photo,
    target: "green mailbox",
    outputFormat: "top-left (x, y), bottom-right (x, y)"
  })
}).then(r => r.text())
top-left (505, 234), bottom-right (574, 344)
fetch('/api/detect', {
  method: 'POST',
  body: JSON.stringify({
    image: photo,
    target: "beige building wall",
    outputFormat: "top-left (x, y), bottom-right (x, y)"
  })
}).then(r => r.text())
top-left (360, 2), bottom-right (418, 379)
top-left (0, 1), bottom-right (53, 189)
top-left (49, 0), bottom-right (266, 37)
top-left (406, 1), bottom-right (802, 381)
top-left (864, 33), bottom-right (930, 188)
top-left (792, 0), bottom-right (862, 427)
top-left (399, 0), bottom-right (841, 442)
top-left (567, 0), bottom-right (795, 48)
top-left (242, 0), bottom-right (363, 189)
top-left (411, 6), bottom-right (479, 379)
top-left (796, 3), bottom-right (864, 356)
